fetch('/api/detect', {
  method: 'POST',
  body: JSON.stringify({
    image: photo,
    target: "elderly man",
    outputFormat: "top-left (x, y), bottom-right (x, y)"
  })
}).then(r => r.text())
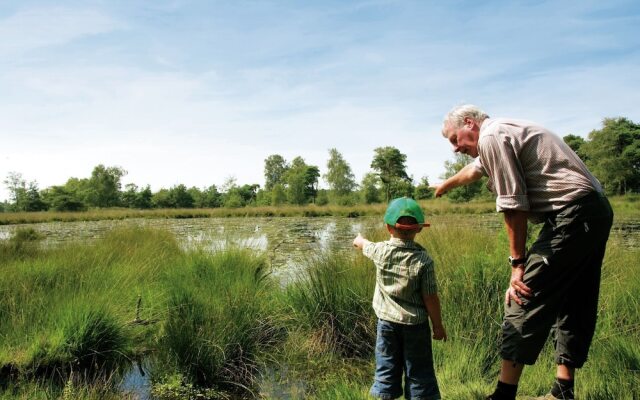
top-left (436, 105), bottom-right (613, 400)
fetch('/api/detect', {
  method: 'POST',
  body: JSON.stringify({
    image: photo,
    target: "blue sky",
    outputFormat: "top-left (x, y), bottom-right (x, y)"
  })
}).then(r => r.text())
top-left (1, 0), bottom-right (639, 200)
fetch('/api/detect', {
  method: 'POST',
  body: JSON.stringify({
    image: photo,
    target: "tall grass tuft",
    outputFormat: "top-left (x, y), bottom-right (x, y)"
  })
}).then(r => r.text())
top-left (19, 306), bottom-right (134, 384)
top-left (60, 308), bottom-right (132, 377)
top-left (285, 251), bottom-right (376, 358)
top-left (159, 249), bottom-right (283, 394)
top-left (0, 227), bottom-right (44, 260)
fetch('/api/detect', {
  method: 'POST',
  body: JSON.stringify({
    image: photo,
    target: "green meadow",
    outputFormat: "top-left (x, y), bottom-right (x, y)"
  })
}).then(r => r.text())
top-left (0, 198), bottom-right (638, 399)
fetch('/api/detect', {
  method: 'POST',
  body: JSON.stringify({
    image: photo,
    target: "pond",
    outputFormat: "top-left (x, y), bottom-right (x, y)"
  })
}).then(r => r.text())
top-left (0, 216), bottom-right (380, 283)
top-left (0, 213), bottom-right (638, 262)
top-left (1, 213), bottom-right (638, 286)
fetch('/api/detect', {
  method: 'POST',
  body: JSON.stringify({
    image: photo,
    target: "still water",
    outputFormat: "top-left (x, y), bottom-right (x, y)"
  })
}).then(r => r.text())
top-left (0, 216), bottom-right (384, 285)
top-left (1, 213), bottom-right (638, 257)
top-left (1, 214), bottom-right (637, 282)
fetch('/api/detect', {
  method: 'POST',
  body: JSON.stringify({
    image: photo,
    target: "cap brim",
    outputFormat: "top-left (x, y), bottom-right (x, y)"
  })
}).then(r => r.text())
top-left (394, 222), bottom-right (430, 230)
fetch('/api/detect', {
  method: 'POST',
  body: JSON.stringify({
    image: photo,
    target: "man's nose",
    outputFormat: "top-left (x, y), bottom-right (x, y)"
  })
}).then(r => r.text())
top-left (453, 145), bottom-right (460, 153)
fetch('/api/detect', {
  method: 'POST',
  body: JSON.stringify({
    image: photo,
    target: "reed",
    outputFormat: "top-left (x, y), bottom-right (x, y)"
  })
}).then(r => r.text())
top-left (0, 199), bottom-right (496, 225)
top-left (158, 249), bottom-right (284, 395)
top-left (283, 251), bottom-right (376, 358)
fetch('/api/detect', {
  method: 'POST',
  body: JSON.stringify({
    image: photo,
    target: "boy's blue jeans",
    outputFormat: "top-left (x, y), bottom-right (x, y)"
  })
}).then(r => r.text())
top-left (370, 319), bottom-right (441, 400)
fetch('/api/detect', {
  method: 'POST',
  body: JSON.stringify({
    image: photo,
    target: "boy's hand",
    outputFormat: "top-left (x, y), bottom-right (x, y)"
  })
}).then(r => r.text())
top-left (432, 324), bottom-right (447, 341)
top-left (352, 233), bottom-right (366, 250)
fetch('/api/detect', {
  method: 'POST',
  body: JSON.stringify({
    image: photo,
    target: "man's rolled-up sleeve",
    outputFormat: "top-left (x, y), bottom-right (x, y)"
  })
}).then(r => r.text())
top-left (472, 157), bottom-right (486, 176)
top-left (478, 133), bottom-right (530, 212)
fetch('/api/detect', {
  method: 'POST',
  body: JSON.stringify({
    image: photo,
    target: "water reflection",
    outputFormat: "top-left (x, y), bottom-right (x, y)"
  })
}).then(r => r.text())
top-left (120, 360), bottom-right (151, 400)
top-left (0, 217), bottom-right (381, 271)
top-left (1, 215), bottom-right (637, 257)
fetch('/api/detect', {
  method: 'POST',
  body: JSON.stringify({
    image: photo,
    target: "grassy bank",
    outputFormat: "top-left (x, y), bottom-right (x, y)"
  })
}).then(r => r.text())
top-left (0, 199), bottom-right (498, 225)
top-left (2, 194), bottom-right (637, 226)
top-left (0, 216), bottom-right (638, 399)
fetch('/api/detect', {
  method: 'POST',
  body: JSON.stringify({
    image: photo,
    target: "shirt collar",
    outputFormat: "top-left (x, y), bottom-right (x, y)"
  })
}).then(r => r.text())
top-left (479, 117), bottom-right (493, 138)
top-left (387, 237), bottom-right (418, 248)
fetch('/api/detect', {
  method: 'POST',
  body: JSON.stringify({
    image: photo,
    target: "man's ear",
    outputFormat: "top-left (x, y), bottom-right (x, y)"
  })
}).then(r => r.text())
top-left (386, 224), bottom-right (394, 234)
top-left (464, 117), bottom-right (474, 127)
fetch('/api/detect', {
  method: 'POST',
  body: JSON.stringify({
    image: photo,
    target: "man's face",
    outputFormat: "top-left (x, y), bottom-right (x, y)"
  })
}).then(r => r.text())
top-left (446, 118), bottom-right (480, 158)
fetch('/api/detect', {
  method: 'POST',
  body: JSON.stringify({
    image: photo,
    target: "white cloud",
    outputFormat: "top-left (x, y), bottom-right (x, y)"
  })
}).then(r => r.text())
top-left (0, 6), bottom-right (122, 55)
top-left (1, 1), bottom-right (639, 202)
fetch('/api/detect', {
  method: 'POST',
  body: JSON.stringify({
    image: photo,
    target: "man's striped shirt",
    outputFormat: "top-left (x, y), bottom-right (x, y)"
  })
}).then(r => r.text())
top-left (472, 118), bottom-right (602, 222)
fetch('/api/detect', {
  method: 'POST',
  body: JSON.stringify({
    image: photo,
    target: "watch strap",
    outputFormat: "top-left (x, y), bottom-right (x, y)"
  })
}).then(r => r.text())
top-left (508, 256), bottom-right (527, 266)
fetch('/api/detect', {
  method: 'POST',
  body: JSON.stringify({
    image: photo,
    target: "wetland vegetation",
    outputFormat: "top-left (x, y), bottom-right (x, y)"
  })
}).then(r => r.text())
top-left (0, 199), bottom-right (638, 399)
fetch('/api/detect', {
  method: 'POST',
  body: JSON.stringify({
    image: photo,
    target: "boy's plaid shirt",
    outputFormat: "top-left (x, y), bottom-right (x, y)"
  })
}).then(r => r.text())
top-left (363, 237), bottom-right (438, 325)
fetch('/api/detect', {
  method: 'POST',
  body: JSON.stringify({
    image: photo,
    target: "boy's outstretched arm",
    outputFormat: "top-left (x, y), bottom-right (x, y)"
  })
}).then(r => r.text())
top-left (352, 233), bottom-right (371, 250)
top-left (423, 293), bottom-right (447, 341)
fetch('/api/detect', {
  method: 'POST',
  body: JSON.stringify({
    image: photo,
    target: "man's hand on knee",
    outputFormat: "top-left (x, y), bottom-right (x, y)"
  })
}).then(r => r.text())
top-left (506, 265), bottom-right (532, 306)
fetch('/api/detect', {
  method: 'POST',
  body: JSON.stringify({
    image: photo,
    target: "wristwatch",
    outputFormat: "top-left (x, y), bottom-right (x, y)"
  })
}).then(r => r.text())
top-left (508, 256), bottom-right (527, 266)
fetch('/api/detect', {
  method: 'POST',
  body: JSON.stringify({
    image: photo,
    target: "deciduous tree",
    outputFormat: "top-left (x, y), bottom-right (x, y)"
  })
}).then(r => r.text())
top-left (87, 165), bottom-right (126, 208)
top-left (582, 117), bottom-right (640, 195)
top-left (42, 186), bottom-right (87, 211)
top-left (3, 172), bottom-right (47, 211)
top-left (563, 134), bottom-right (587, 160)
top-left (414, 176), bottom-right (434, 200)
top-left (360, 172), bottom-right (381, 204)
top-left (285, 157), bottom-right (319, 205)
top-left (264, 154), bottom-right (288, 191)
top-left (370, 147), bottom-right (410, 202)
top-left (324, 148), bottom-right (356, 202)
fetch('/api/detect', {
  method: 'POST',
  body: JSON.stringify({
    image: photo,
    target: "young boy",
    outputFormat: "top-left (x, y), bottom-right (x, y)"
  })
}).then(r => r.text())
top-left (353, 197), bottom-right (446, 400)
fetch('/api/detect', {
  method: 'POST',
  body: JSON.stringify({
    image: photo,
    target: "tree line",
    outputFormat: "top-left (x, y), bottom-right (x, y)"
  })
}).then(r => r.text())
top-left (2, 117), bottom-right (638, 212)
top-left (1, 146), bottom-right (434, 212)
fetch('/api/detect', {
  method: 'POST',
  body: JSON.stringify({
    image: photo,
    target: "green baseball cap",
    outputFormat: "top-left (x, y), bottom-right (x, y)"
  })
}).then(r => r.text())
top-left (383, 197), bottom-right (430, 230)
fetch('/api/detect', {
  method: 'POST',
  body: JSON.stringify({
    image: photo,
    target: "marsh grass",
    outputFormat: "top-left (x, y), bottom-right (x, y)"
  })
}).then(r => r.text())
top-left (0, 377), bottom-right (137, 400)
top-left (0, 227), bottom-right (289, 398)
top-left (0, 210), bottom-right (638, 399)
top-left (0, 227), bottom-right (44, 261)
top-left (0, 199), bottom-right (496, 225)
top-left (158, 249), bottom-right (284, 394)
top-left (0, 227), bottom-right (181, 386)
top-left (283, 251), bottom-right (376, 358)
top-left (609, 193), bottom-right (640, 218)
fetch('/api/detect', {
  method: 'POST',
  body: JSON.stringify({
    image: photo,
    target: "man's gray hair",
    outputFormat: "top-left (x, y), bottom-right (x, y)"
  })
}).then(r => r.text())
top-left (441, 104), bottom-right (489, 137)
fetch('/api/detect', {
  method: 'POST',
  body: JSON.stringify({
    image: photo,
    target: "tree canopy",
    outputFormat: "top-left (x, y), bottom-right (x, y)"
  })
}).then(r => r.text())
top-left (324, 148), bottom-right (357, 196)
top-left (578, 117), bottom-right (640, 195)
top-left (370, 146), bottom-right (411, 202)
top-left (263, 154), bottom-right (288, 191)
